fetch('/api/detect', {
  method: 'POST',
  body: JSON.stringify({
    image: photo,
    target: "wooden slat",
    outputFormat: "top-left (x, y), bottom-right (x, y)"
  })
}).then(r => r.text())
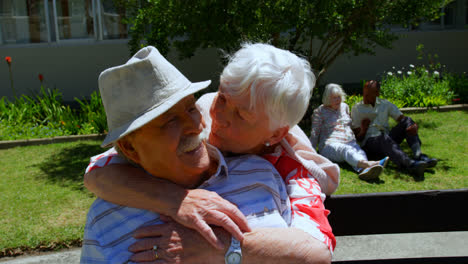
top-left (325, 189), bottom-right (468, 236)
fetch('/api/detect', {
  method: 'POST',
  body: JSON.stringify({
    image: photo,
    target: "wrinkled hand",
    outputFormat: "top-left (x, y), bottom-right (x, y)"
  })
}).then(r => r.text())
top-left (406, 123), bottom-right (418, 136)
top-left (361, 118), bottom-right (371, 130)
top-left (129, 220), bottom-right (227, 263)
top-left (169, 189), bottom-right (250, 249)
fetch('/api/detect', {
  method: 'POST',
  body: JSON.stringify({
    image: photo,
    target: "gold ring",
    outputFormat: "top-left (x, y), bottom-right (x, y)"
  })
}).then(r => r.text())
top-left (153, 245), bottom-right (159, 259)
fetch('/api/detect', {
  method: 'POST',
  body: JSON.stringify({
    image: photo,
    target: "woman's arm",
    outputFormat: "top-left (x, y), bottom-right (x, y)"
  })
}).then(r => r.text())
top-left (265, 150), bottom-right (336, 253)
top-left (283, 125), bottom-right (340, 195)
top-left (84, 161), bottom-right (250, 249)
top-left (84, 164), bottom-right (185, 214)
top-left (129, 221), bottom-right (331, 264)
top-left (310, 107), bottom-right (323, 150)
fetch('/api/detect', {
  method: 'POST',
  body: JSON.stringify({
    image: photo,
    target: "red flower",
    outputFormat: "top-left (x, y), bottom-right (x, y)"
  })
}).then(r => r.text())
top-left (453, 98), bottom-right (460, 102)
top-left (5, 56), bottom-right (12, 65)
top-left (38, 74), bottom-right (44, 82)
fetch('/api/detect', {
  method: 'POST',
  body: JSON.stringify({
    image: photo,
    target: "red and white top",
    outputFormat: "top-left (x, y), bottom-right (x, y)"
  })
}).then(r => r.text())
top-left (264, 147), bottom-right (336, 252)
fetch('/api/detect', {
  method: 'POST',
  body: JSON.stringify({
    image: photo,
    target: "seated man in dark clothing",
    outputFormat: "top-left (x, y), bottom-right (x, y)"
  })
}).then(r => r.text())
top-left (351, 80), bottom-right (437, 178)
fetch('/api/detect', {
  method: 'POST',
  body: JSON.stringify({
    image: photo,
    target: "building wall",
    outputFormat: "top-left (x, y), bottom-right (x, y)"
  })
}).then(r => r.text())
top-left (323, 30), bottom-right (468, 86)
top-left (1, 30), bottom-right (467, 101)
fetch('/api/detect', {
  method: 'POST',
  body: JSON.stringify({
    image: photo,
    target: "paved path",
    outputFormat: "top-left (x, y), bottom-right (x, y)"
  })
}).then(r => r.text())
top-left (1, 232), bottom-right (467, 263)
top-left (332, 231), bottom-right (468, 261)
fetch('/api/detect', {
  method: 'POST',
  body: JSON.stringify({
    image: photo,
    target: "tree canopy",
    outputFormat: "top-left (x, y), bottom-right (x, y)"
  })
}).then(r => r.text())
top-left (118, 0), bottom-right (451, 81)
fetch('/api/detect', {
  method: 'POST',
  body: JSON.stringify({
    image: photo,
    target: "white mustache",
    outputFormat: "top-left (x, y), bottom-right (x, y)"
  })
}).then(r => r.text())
top-left (178, 128), bottom-right (209, 153)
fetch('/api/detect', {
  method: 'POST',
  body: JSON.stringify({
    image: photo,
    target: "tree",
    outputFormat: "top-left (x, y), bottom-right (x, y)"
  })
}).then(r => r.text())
top-left (118, 0), bottom-right (451, 83)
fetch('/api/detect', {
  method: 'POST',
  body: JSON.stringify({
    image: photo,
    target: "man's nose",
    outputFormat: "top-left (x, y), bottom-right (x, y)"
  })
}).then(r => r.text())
top-left (185, 111), bottom-right (203, 134)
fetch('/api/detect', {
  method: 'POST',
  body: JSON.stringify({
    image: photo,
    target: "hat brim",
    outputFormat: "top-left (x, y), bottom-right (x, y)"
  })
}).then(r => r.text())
top-left (101, 80), bottom-right (211, 148)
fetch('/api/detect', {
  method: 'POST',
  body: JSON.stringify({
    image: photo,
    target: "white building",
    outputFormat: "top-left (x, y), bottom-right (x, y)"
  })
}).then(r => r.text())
top-left (1, 0), bottom-right (467, 101)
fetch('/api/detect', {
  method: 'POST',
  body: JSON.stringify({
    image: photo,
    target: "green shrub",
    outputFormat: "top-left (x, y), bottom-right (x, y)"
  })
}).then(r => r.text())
top-left (0, 88), bottom-right (107, 140)
top-left (379, 45), bottom-right (455, 107)
top-left (445, 72), bottom-right (468, 104)
top-left (380, 66), bottom-right (454, 108)
top-left (75, 91), bottom-right (108, 133)
top-left (345, 94), bottom-right (363, 110)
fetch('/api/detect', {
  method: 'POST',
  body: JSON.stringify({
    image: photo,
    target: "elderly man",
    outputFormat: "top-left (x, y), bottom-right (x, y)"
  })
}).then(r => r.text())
top-left (80, 46), bottom-right (331, 264)
top-left (351, 80), bottom-right (437, 178)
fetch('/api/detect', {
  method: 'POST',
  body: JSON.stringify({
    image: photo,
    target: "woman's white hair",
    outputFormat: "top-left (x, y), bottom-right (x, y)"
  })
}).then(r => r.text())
top-left (220, 43), bottom-right (316, 130)
top-left (322, 83), bottom-right (346, 106)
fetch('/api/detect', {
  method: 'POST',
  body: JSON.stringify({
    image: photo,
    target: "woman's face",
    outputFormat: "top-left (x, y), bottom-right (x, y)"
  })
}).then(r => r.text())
top-left (208, 86), bottom-right (274, 154)
top-left (329, 94), bottom-right (342, 110)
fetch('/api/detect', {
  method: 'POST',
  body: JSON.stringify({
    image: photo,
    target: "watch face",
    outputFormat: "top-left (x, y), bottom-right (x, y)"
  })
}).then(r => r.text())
top-left (227, 252), bottom-right (242, 264)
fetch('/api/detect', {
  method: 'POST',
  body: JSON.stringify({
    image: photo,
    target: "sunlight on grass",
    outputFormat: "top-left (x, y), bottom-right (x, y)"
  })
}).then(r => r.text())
top-left (0, 140), bottom-right (102, 251)
top-left (0, 111), bottom-right (467, 252)
top-left (335, 110), bottom-right (468, 194)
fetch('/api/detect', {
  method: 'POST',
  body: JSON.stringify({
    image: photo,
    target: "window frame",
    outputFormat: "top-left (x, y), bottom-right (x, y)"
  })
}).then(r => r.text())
top-left (0, 0), bottom-right (129, 46)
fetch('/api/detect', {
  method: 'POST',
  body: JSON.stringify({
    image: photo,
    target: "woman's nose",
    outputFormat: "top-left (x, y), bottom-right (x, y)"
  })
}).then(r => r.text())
top-left (210, 96), bottom-right (230, 128)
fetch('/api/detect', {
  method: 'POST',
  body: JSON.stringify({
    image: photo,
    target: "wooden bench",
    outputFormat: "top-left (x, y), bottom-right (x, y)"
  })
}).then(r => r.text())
top-left (324, 188), bottom-right (468, 264)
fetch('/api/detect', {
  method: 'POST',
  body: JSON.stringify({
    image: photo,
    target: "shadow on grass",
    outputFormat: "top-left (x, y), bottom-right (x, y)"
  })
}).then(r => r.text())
top-left (417, 119), bottom-right (441, 129)
top-left (34, 143), bottom-right (103, 191)
top-left (338, 162), bottom-right (386, 184)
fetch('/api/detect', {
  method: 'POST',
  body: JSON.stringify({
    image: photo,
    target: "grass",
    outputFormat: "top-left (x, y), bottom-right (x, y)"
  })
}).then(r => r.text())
top-left (0, 140), bottom-right (101, 256)
top-left (0, 111), bottom-right (466, 255)
top-left (334, 110), bottom-right (468, 194)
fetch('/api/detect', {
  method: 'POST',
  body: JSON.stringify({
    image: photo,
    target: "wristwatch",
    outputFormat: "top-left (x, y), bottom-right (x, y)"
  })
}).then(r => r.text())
top-left (225, 237), bottom-right (242, 264)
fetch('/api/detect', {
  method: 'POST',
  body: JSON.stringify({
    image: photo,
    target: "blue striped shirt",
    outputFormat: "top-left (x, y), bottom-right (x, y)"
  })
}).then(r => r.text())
top-left (80, 145), bottom-right (291, 263)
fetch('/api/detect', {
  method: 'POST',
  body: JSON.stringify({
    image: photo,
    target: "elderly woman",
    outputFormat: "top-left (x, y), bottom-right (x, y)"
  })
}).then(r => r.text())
top-left (84, 43), bottom-right (339, 262)
top-left (310, 83), bottom-right (388, 180)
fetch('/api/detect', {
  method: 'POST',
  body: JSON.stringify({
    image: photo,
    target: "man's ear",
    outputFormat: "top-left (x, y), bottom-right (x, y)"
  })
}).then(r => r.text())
top-left (116, 136), bottom-right (140, 164)
top-left (268, 125), bottom-right (290, 146)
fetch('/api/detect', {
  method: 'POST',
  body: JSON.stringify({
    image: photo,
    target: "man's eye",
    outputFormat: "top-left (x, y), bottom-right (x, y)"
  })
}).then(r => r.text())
top-left (165, 117), bottom-right (177, 126)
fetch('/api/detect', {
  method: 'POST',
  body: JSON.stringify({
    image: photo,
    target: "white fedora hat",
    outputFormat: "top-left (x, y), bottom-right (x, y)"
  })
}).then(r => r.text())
top-left (99, 46), bottom-right (211, 148)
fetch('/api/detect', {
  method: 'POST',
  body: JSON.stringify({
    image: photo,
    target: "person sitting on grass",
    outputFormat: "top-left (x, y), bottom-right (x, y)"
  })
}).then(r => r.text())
top-left (351, 80), bottom-right (437, 179)
top-left (81, 44), bottom-right (336, 264)
top-left (310, 83), bottom-right (389, 181)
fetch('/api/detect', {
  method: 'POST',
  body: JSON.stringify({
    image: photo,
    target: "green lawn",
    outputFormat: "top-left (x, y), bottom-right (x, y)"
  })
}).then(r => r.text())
top-left (0, 140), bottom-right (101, 255)
top-left (0, 110), bottom-right (467, 255)
top-left (334, 110), bottom-right (468, 194)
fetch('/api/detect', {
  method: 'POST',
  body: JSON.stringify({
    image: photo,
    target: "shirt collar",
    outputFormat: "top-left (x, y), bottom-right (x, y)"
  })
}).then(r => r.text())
top-left (375, 97), bottom-right (383, 106)
top-left (361, 97), bottom-right (382, 108)
top-left (323, 104), bottom-right (340, 113)
top-left (206, 143), bottom-right (229, 178)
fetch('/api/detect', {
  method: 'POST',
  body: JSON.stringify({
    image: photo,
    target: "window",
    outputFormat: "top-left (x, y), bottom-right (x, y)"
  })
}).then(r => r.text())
top-left (442, 2), bottom-right (456, 28)
top-left (54, 0), bottom-right (95, 40)
top-left (99, 0), bottom-right (128, 40)
top-left (410, 0), bottom-right (464, 31)
top-left (0, 0), bottom-right (128, 45)
top-left (0, 0), bottom-right (49, 44)
top-left (466, 0), bottom-right (468, 24)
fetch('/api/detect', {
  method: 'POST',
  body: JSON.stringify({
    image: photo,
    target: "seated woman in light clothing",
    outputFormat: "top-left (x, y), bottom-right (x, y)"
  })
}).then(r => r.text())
top-left (84, 43), bottom-right (339, 262)
top-left (310, 83), bottom-right (388, 180)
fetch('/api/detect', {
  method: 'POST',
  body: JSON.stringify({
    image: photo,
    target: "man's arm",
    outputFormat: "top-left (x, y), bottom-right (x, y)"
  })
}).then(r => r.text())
top-left (395, 114), bottom-right (418, 136)
top-left (242, 227), bottom-right (331, 264)
top-left (84, 164), bottom-right (250, 249)
top-left (352, 118), bottom-right (370, 142)
top-left (396, 114), bottom-right (404, 123)
top-left (129, 221), bottom-right (331, 264)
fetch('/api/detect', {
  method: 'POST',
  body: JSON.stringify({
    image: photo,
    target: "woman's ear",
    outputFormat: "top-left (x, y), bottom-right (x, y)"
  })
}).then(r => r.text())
top-left (269, 125), bottom-right (290, 146)
top-left (116, 136), bottom-right (140, 164)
